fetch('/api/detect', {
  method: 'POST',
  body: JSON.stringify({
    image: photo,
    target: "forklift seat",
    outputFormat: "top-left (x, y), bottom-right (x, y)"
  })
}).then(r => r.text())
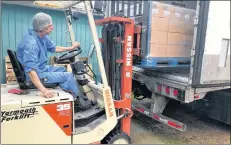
top-left (7, 49), bottom-right (58, 89)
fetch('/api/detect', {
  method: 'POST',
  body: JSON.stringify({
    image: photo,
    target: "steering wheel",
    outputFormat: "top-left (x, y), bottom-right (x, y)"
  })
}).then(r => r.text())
top-left (56, 47), bottom-right (82, 63)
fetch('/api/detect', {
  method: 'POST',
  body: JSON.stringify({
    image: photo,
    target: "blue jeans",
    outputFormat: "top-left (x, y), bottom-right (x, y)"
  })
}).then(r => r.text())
top-left (37, 65), bottom-right (78, 98)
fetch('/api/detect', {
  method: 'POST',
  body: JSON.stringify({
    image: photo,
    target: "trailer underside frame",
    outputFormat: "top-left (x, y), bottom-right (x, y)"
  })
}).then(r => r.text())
top-left (131, 66), bottom-right (230, 131)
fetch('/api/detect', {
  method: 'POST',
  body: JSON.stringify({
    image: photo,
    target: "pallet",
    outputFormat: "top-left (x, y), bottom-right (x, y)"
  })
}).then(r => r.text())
top-left (6, 69), bottom-right (15, 77)
top-left (5, 56), bottom-right (17, 84)
top-left (140, 57), bottom-right (190, 68)
top-left (5, 57), bottom-right (12, 69)
top-left (6, 80), bottom-right (18, 85)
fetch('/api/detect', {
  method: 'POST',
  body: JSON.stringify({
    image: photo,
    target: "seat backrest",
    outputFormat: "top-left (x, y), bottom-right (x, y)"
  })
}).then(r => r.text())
top-left (7, 49), bottom-right (27, 88)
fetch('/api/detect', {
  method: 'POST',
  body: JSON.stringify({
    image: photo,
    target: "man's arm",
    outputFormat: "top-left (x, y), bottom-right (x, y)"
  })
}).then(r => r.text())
top-left (55, 42), bottom-right (81, 53)
top-left (22, 37), bottom-right (55, 98)
top-left (28, 70), bottom-right (54, 98)
top-left (46, 36), bottom-right (80, 53)
top-left (55, 46), bottom-right (74, 52)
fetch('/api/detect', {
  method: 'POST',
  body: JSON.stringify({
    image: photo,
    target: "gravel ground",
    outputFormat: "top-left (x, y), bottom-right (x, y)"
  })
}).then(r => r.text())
top-left (131, 120), bottom-right (165, 144)
top-left (131, 100), bottom-right (230, 144)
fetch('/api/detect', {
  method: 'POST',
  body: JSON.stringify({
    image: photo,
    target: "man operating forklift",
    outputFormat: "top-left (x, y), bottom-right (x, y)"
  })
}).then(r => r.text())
top-left (16, 12), bottom-right (92, 111)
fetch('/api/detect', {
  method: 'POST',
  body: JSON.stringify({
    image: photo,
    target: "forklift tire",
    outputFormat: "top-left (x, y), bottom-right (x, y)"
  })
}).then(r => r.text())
top-left (103, 130), bottom-right (132, 144)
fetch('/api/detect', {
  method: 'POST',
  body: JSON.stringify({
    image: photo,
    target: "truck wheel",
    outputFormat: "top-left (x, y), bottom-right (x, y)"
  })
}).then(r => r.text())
top-left (104, 130), bottom-right (132, 144)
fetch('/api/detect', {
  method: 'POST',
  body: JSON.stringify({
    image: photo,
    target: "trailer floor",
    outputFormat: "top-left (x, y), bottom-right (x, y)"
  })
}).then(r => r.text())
top-left (131, 100), bottom-right (230, 144)
top-left (133, 66), bottom-right (190, 84)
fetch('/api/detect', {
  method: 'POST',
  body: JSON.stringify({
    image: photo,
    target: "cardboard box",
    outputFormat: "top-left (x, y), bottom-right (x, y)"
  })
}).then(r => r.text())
top-left (162, 4), bottom-right (174, 18)
top-left (149, 44), bottom-right (167, 57)
top-left (168, 32), bottom-right (185, 45)
top-left (148, 1), bottom-right (196, 58)
top-left (171, 6), bottom-right (185, 20)
top-left (184, 45), bottom-right (192, 56)
top-left (151, 31), bottom-right (168, 45)
top-left (152, 2), bottom-right (163, 17)
top-left (151, 16), bottom-right (168, 31)
top-left (167, 45), bottom-right (191, 57)
top-left (184, 34), bottom-right (194, 46)
top-left (184, 8), bottom-right (196, 22)
top-left (168, 19), bottom-right (185, 33)
top-left (184, 21), bottom-right (194, 34)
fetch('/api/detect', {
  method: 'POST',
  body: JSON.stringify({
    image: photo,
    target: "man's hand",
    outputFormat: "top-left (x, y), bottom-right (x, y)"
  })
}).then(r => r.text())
top-left (41, 88), bottom-right (55, 98)
top-left (71, 42), bottom-right (80, 49)
top-left (28, 70), bottom-right (56, 98)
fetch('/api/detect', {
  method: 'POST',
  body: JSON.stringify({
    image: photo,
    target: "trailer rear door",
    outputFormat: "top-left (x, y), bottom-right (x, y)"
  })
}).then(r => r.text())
top-left (192, 1), bottom-right (230, 87)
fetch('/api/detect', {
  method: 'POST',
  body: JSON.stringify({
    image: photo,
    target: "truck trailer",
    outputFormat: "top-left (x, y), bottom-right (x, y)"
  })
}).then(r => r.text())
top-left (105, 0), bottom-right (230, 131)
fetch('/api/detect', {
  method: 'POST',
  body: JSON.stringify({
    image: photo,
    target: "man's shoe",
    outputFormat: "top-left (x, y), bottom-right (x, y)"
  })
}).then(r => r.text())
top-left (74, 96), bottom-right (92, 112)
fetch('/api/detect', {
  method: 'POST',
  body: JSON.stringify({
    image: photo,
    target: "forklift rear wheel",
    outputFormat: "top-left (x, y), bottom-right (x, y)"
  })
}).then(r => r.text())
top-left (104, 130), bottom-right (132, 144)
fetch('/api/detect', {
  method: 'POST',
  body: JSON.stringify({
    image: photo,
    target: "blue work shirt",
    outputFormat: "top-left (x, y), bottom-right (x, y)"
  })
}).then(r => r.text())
top-left (16, 29), bottom-right (56, 80)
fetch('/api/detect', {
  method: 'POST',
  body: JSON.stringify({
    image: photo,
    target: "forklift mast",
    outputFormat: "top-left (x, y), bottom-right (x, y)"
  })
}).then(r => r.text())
top-left (95, 17), bottom-right (141, 135)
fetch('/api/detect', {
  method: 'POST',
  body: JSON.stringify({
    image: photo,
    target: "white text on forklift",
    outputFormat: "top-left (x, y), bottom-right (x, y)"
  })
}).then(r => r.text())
top-left (126, 36), bottom-right (133, 66)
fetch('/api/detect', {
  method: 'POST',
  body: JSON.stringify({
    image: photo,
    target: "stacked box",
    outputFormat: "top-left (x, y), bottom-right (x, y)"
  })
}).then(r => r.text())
top-left (149, 2), bottom-right (196, 58)
top-left (5, 56), bottom-right (17, 84)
